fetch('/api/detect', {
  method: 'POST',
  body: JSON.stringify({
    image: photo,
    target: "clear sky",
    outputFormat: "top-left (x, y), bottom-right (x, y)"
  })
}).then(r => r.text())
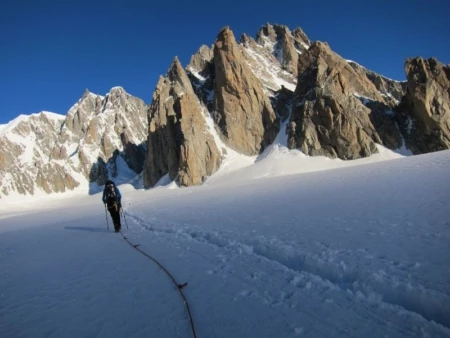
top-left (1, 0), bottom-right (449, 124)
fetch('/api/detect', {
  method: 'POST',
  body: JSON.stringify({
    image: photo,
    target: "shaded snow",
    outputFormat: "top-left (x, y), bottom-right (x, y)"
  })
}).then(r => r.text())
top-left (394, 143), bottom-right (414, 156)
top-left (381, 92), bottom-right (400, 105)
top-left (113, 155), bottom-right (140, 185)
top-left (407, 117), bottom-right (414, 134)
top-left (353, 92), bottom-right (374, 105)
top-left (187, 69), bottom-right (207, 82)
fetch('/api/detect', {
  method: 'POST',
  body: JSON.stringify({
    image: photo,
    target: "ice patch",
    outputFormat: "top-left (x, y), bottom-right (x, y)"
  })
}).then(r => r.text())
top-left (188, 69), bottom-right (207, 82)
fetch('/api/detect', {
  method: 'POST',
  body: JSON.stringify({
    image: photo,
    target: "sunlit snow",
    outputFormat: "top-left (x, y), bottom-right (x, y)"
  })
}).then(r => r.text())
top-left (1, 137), bottom-right (449, 337)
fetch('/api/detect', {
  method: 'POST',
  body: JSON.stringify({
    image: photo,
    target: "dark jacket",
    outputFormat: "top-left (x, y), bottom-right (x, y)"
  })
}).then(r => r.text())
top-left (102, 180), bottom-right (122, 205)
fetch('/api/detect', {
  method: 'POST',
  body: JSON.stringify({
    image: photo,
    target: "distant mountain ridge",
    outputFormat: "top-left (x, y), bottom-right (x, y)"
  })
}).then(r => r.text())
top-left (1, 23), bottom-right (449, 198)
top-left (0, 87), bottom-right (147, 197)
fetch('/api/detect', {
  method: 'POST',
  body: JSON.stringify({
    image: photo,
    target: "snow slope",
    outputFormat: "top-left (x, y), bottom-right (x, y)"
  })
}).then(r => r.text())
top-left (0, 149), bottom-right (449, 337)
top-left (0, 111), bottom-right (65, 138)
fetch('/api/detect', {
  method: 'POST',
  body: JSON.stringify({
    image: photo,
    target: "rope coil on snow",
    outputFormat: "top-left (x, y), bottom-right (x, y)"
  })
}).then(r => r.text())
top-left (118, 227), bottom-right (197, 338)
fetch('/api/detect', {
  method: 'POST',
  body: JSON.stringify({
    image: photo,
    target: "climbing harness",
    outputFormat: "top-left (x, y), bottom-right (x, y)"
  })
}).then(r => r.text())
top-left (118, 214), bottom-right (197, 338)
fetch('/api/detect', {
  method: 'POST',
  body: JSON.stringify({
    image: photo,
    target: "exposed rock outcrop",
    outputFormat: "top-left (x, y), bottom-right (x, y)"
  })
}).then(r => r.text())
top-left (213, 27), bottom-right (279, 156)
top-left (397, 57), bottom-right (450, 153)
top-left (187, 44), bottom-right (214, 78)
top-left (187, 45), bottom-right (215, 111)
top-left (347, 61), bottom-right (406, 104)
top-left (287, 41), bottom-right (402, 159)
top-left (271, 86), bottom-right (295, 122)
top-left (256, 23), bottom-right (311, 77)
top-left (143, 57), bottom-right (221, 188)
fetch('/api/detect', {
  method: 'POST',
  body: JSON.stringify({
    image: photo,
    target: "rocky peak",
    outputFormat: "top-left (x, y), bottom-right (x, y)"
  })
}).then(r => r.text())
top-left (215, 26), bottom-right (236, 52)
top-left (63, 89), bottom-right (103, 138)
top-left (272, 24), bottom-right (291, 37)
top-left (288, 40), bottom-right (405, 160)
top-left (143, 57), bottom-right (221, 188)
top-left (347, 61), bottom-right (406, 104)
top-left (256, 23), bottom-right (278, 43)
top-left (296, 41), bottom-right (386, 103)
top-left (255, 23), bottom-right (311, 77)
top-left (396, 57), bottom-right (450, 154)
top-left (187, 45), bottom-right (214, 75)
top-left (168, 57), bottom-right (194, 93)
top-left (53, 87), bottom-right (148, 187)
top-left (292, 27), bottom-right (311, 47)
top-left (82, 88), bottom-right (91, 99)
top-left (103, 86), bottom-right (130, 112)
top-left (257, 23), bottom-right (310, 46)
top-left (239, 33), bottom-right (258, 48)
top-left (405, 57), bottom-right (449, 86)
top-left (108, 86), bottom-right (126, 97)
top-left (213, 26), bottom-right (279, 155)
top-left (186, 47), bottom-right (215, 112)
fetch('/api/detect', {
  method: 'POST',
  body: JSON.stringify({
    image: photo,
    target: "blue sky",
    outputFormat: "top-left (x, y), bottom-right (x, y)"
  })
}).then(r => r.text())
top-left (1, 0), bottom-right (449, 124)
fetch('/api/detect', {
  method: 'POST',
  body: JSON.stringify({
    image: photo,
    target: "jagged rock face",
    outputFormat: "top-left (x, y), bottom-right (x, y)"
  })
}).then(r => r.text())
top-left (143, 57), bottom-right (221, 188)
top-left (287, 41), bottom-right (402, 159)
top-left (256, 23), bottom-right (311, 77)
top-left (63, 90), bottom-right (103, 139)
top-left (397, 57), bottom-right (450, 153)
top-left (187, 45), bottom-right (214, 78)
top-left (292, 28), bottom-right (311, 48)
top-left (348, 61), bottom-right (406, 104)
top-left (213, 27), bottom-right (280, 156)
top-left (187, 45), bottom-right (215, 112)
top-left (36, 163), bottom-right (79, 193)
top-left (271, 86), bottom-right (294, 122)
top-left (366, 101), bottom-right (403, 150)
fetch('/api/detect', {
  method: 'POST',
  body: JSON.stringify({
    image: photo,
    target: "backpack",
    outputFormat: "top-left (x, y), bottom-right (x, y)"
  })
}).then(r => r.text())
top-left (105, 183), bottom-right (118, 208)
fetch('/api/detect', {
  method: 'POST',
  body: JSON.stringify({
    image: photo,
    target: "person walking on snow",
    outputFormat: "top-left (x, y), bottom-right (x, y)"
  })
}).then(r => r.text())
top-left (102, 180), bottom-right (122, 232)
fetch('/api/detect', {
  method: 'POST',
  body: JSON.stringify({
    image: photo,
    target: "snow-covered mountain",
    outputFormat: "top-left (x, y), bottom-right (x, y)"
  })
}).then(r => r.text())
top-left (0, 87), bottom-right (147, 198)
top-left (1, 23), bottom-right (449, 198)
